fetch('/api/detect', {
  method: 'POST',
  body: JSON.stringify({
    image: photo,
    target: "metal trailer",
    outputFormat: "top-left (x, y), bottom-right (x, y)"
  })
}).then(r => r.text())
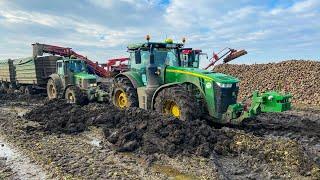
top-left (0, 59), bottom-right (16, 92)
top-left (0, 56), bottom-right (61, 94)
top-left (13, 56), bottom-right (61, 94)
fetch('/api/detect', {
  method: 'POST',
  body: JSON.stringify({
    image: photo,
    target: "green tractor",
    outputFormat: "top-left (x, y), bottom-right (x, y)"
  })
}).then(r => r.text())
top-left (110, 38), bottom-right (292, 124)
top-left (47, 57), bottom-right (108, 104)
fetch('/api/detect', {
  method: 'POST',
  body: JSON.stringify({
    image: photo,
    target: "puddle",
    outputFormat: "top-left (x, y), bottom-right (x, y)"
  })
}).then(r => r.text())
top-left (0, 106), bottom-right (29, 116)
top-left (0, 137), bottom-right (48, 180)
top-left (152, 164), bottom-right (197, 180)
top-left (89, 138), bottom-right (102, 147)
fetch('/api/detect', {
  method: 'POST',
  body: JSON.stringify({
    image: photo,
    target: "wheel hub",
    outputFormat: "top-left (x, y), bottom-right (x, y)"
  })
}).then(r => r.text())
top-left (67, 93), bottom-right (75, 103)
top-left (164, 101), bottom-right (181, 118)
top-left (116, 90), bottom-right (128, 108)
top-left (49, 85), bottom-right (56, 97)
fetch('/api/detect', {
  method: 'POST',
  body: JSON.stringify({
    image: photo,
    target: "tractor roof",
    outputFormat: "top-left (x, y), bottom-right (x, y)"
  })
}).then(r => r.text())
top-left (127, 42), bottom-right (184, 50)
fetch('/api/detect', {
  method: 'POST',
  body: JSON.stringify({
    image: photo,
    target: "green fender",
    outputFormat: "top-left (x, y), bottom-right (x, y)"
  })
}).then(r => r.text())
top-left (115, 71), bottom-right (144, 88)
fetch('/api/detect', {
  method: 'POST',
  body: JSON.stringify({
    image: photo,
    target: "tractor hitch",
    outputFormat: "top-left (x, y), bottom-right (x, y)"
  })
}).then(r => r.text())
top-left (222, 91), bottom-right (292, 124)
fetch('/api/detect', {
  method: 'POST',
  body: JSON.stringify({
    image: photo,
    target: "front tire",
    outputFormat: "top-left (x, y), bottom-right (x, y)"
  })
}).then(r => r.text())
top-left (65, 86), bottom-right (89, 105)
top-left (154, 85), bottom-right (200, 121)
top-left (47, 79), bottom-right (59, 100)
top-left (112, 77), bottom-right (138, 108)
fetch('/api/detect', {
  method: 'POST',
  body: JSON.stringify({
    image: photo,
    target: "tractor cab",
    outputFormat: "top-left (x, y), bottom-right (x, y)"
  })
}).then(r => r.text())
top-left (179, 49), bottom-right (206, 68)
top-left (127, 40), bottom-right (184, 85)
top-left (56, 58), bottom-right (97, 89)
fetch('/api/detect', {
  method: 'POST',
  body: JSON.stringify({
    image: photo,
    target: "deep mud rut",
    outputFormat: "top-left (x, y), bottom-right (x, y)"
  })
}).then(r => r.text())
top-left (0, 95), bottom-right (319, 179)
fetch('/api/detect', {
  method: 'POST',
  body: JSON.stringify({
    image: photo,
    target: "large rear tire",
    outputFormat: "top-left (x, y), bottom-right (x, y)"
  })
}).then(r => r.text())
top-left (154, 85), bottom-right (200, 121)
top-left (47, 79), bottom-right (59, 100)
top-left (112, 77), bottom-right (138, 108)
top-left (65, 86), bottom-right (89, 105)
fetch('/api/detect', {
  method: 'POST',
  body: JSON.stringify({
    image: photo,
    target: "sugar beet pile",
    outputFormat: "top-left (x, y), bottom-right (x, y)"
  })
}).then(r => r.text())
top-left (214, 60), bottom-right (320, 106)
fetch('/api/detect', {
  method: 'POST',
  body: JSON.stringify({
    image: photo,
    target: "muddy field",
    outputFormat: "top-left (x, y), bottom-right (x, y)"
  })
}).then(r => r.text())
top-left (0, 95), bottom-right (319, 179)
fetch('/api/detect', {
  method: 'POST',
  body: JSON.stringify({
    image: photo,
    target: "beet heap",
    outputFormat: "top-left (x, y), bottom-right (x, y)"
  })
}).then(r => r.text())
top-left (214, 60), bottom-right (320, 106)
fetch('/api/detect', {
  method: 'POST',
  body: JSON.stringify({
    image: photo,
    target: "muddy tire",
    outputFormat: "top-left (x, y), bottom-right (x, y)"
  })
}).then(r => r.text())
top-left (24, 86), bottom-right (34, 95)
top-left (6, 84), bottom-right (15, 94)
top-left (65, 86), bottom-right (89, 105)
top-left (0, 82), bottom-right (8, 93)
top-left (19, 86), bottom-right (26, 94)
top-left (112, 77), bottom-right (138, 108)
top-left (154, 85), bottom-right (200, 121)
top-left (47, 78), bottom-right (59, 100)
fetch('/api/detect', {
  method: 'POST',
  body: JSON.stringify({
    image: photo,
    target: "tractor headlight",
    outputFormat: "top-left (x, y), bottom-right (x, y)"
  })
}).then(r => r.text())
top-left (216, 82), bottom-right (232, 88)
top-left (90, 83), bottom-right (97, 87)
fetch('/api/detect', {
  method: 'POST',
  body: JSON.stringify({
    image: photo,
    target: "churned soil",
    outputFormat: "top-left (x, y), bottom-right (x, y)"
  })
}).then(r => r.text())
top-left (24, 100), bottom-right (227, 157)
top-left (0, 93), bottom-right (46, 105)
top-left (22, 100), bottom-right (320, 179)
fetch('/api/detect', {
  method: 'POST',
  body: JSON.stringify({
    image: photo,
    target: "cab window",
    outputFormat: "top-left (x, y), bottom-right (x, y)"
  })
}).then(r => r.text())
top-left (57, 62), bottom-right (63, 75)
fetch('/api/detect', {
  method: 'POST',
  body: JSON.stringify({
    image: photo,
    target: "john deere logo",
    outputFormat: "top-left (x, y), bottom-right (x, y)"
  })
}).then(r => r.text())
top-left (206, 82), bottom-right (212, 89)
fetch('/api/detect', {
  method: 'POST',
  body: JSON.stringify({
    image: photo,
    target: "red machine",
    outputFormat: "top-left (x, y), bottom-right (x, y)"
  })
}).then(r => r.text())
top-left (204, 48), bottom-right (247, 70)
top-left (101, 58), bottom-right (129, 77)
top-left (32, 43), bottom-right (109, 78)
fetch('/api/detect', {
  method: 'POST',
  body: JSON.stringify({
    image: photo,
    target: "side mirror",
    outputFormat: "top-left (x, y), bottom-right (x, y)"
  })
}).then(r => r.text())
top-left (135, 51), bottom-right (141, 64)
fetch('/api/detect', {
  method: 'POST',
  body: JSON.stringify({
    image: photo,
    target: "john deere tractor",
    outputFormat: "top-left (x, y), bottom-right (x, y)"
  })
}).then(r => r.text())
top-left (110, 38), bottom-right (291, 124)
top-left (47, 57), bottom-right (108, 104)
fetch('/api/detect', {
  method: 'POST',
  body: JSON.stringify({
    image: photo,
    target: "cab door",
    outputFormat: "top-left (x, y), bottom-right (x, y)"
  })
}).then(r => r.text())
top-left (56, 61), bottom-right (67, 87)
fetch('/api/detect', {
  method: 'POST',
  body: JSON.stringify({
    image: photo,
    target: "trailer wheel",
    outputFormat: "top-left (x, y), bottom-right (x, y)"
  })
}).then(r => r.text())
top-left (154, 86), bottom-right (200, 121)
top-left (19, 86), bottom-right (26, 94)
top-left (47, 79), bottom-right (59, 100)
top-left (112, 77), bottom-right (138, 108)
top-left (24, 86), bottom-right (34, 95)
top-left (0, 83), bottom-right (8, 93)
top-left (65, 86), bottom-right (89, 105)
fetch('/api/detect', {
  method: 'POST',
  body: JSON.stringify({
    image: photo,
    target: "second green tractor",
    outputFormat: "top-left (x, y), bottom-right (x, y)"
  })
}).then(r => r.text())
top-left (47, 57), bottom-right (108, 104)
top-left (109, 39), bottom-right (291, 124)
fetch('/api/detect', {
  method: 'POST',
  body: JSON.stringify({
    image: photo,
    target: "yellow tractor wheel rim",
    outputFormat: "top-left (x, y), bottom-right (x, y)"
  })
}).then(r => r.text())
top-left (116, 90), bottom-right (128, 108)
top-left (164, 101), bottom-right (181, 118)
top-left (50, 85), bottom-right (56, 96)
top-left (67, 93), bottom-right (74, 103)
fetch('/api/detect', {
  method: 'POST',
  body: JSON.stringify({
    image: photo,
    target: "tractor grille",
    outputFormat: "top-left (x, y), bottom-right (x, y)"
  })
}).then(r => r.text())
top-left (214, 83), bottom-right (238, 116)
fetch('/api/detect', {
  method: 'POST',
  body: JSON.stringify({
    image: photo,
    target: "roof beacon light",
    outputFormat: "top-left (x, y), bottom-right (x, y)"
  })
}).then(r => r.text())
top-left (165, 38), bottom-right (173, 44)
top-left (146, 35), bottom-right (151, 42)
top-left (182, 37), bottom-right (186, 44)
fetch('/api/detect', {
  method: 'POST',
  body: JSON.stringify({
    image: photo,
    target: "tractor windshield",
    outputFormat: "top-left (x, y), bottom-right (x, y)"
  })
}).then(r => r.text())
top-left (154, 49), bottom-right (179, 66)
top-left (67, 60), bottom-right (87, 73)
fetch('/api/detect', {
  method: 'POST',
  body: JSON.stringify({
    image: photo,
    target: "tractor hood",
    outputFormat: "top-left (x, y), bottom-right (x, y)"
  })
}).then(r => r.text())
top-left (166, 66), bottom-right (239, 84)
top-left (74, 72), bottom-right (96, 80)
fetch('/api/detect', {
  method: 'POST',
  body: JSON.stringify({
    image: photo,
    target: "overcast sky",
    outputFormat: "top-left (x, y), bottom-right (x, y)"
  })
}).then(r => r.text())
top-left (0, 0), bottom-right (319, 65)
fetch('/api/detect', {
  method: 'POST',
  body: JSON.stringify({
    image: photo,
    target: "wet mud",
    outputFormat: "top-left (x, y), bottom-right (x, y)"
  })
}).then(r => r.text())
top-left (0, 94), bottom-right (319, 179)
